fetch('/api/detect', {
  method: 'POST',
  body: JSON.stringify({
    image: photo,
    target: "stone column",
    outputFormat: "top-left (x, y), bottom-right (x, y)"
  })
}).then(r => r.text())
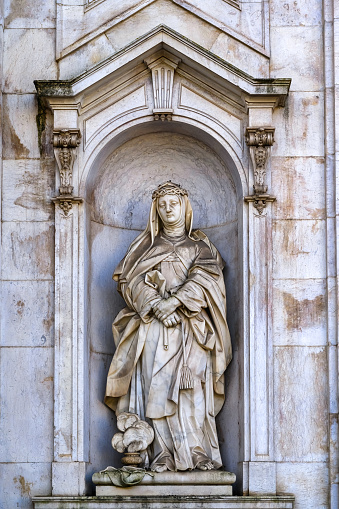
top-left (51, 128), bottom-right (88, 496)
top-left (244, 101), bottom-right (277, 495)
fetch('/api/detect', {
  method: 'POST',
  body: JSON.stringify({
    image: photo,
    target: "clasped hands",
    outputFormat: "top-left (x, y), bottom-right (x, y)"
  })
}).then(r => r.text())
top-left (153, 296), bottom-right (181, 328)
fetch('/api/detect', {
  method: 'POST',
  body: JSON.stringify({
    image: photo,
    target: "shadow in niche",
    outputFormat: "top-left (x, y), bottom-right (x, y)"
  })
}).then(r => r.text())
top-left (86, 130), bottom-right (243, 495)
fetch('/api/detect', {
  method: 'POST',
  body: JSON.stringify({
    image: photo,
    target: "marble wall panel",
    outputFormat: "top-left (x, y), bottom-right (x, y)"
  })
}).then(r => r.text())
top-left (1, 280), bottom-right (54, 347)
top-left (272, 279), bottom-right (327, 347)
top-left (276, 462), bottom-right (329, 509)
top-left (58, 33), bottom-right (116, 81)
top-left (2, 159), bottom-right (54, 221)
top-left (4, 0), bottom-right (56, 28)
top-left (90, 222), bottom-right (139, 355)
top-left (270, 26), bottom-right (323, 92)
top-left (0, 462), bottom-right (52, 509)
top-left (274, 346), bottom-right (328, 462)
top-left (87, 351), bottom-right (120, 488)
top-left (1, 222), bottom-right (54, 280)
top-left (2, 94), bottom-right (40, 159)
top-left (0, 347), bottom-right (54, 462)
top-left (272, 219), bottom-right (326, 279)
top-left (271, 156), bottom-right (326, 220)
top-left (273, 92), bottom-right (325, 158)
top-left (3, 28), bottom-right (57, 93)
top-left (270, 0), bottom-right (322, 27)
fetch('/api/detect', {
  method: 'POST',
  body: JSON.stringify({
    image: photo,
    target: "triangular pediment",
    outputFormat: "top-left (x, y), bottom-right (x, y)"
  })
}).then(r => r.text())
top-left (56, 0), bottom-right (270, 82)
top-left (37, 25), bottom-right (290, 111)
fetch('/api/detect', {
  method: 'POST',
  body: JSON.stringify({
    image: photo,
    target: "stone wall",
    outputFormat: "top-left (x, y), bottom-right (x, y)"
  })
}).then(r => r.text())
top-left (0, 1), bottom-right (338, 509)
top-left (0, 0), bottom-right (57, 507)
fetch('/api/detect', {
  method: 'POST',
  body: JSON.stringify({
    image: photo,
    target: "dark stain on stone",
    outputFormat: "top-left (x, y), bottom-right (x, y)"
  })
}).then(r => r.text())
top-left (13, 476), bottom-right (33, 497)
top-left (16, 300), bottom-right (24, 316)
top-left (3, 112), bottom-right (29, 159)
top-left (283, 292), bottom-right (325, 331)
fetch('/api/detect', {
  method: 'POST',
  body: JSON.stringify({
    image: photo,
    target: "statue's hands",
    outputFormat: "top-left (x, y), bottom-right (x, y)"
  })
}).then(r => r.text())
top-left (153, 296), bottom-right (181, 321)
top-left (163, 312), bottom-right (181, 328)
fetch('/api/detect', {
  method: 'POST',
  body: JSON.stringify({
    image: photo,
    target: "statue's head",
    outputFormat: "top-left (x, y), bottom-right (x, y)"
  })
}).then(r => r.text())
top-left (152, 181), bottom-right (188, 228)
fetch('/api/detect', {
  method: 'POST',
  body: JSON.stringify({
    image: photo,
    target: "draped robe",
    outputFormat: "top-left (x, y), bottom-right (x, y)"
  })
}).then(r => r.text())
top-left (105, 229), bottom-right (232, 471)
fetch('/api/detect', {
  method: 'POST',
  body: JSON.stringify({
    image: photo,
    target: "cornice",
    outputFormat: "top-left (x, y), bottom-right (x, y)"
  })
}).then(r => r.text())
top-left (35, 25), bottom-right (291, 107)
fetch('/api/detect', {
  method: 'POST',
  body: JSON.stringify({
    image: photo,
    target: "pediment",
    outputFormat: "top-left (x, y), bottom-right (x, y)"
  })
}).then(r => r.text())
top-left (36, 25), bottom-right (290, 112)
top-left (56, 0), bottom-right (270, 81)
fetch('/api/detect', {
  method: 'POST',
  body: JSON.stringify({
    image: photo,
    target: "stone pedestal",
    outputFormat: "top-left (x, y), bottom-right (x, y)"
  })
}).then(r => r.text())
top-left (93, 469), bottom-right (235, 496)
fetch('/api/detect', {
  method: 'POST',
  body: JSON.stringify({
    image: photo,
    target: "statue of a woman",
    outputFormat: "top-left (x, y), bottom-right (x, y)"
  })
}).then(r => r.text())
top-left (105, 181), bottom-right (232, 472)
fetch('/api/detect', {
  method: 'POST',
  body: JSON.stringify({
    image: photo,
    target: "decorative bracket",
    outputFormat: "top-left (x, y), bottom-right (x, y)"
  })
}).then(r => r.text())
top-left (51, 196), bottom-right (83, 216)
top-left (53, 128), bottom-right (82, 215)
top-left (144, 50), bottom-right (181, 121)
top-left (244, 127), bottom-right (276, 214)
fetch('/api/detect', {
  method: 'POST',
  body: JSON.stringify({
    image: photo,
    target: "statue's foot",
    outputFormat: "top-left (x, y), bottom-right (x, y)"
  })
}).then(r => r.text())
top-left (197, 461), bottom-right (214, 471)
top-left (152, 464), bottom-right (168, 473)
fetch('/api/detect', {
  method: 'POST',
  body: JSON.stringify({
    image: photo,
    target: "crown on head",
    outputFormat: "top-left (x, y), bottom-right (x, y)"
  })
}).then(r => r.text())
top-left (152, 181), bottom-right (188, 200)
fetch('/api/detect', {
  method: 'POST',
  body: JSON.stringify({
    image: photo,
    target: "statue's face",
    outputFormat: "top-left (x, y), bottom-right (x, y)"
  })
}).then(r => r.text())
top-left (157, 194), bottom-right (182, 225)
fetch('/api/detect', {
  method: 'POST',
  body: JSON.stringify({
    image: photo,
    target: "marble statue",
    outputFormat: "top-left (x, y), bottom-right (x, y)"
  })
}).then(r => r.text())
top-left (105, 181), bottom-right (232, 472)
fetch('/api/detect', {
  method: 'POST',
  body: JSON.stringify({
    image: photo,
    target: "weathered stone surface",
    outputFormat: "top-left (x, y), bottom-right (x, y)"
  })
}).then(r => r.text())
top-left (0, 347), bottom-right (54, 462)
top-left (2, 159), bottom-right (54, 221)
top-left (276, 463), bottom-right (329, 509)
top-left (272, 219), bottom-right (326, 279)
top-left (273, 92), bottom-right (325, 157)
top-left (3, 94), bottom-right (40, 159)
top-left (4, 0), bottom-right (56, 28)
top-left (1, 222), bottom-right (54, 280)
top-left (1, 280), bottom-right (54, 347)
top-left (0, 462), bottom-right (52, 509)
top-left (274, 347), bottom-right (328, 462)
top-left (271, 156), bottom-right (325, 220)
top-left (270, 26), bottom-right (323, 92)
top-left (3, 28), bottom-right (57, 93)
top-left (272, 279), bottom-right (327, 347)
top-left (270, 0), bottom-right (322, 27)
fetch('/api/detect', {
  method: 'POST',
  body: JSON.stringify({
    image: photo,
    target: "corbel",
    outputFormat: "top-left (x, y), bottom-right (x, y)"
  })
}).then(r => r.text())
top-left (144, 50), bottom-right (181, 121)
top-left (52, 128), bottom-right (83, 215)
top-left (244, 127), bottom-right (276, 215)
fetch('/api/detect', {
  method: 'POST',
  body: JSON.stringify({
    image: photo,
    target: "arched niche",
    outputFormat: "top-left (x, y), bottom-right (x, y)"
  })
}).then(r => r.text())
top-left (85, 125), bottom-right (245, 493)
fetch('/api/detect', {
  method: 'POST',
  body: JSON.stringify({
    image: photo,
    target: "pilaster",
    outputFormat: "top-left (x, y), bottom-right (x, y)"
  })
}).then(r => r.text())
top-left (51, 127), bottom-right (88, 496)
top-left (244, 106), bottom-right (276, 495)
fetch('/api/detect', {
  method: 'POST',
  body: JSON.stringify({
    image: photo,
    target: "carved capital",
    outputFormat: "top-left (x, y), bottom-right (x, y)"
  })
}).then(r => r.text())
top-left (53, 129), bottom-right (81, 195)
top-left (145, 50), bottom-right (180, 120)
top-left (245, 127), bottom-right (275, 214)
top-left (52, 195), bottom-right (83, 216)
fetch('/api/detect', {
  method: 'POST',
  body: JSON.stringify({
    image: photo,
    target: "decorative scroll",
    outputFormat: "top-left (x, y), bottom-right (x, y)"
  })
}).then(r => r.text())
top-left (53, 129), bottom-right (82, 215)
top-left (244, 127), bottom-right (275, 215)
top-left (145, 51), bottom-right (181, 121)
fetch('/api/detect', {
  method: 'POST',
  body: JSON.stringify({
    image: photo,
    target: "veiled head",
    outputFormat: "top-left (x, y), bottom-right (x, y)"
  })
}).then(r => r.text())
top-left (153, 181), bottom-right (188, 230)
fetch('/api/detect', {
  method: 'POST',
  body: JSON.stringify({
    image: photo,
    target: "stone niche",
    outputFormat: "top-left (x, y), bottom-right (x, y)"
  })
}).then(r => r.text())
top-left (34, 26), bottom-right (292, 504)
top-left (86, 128), bottom-right (242, 488)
